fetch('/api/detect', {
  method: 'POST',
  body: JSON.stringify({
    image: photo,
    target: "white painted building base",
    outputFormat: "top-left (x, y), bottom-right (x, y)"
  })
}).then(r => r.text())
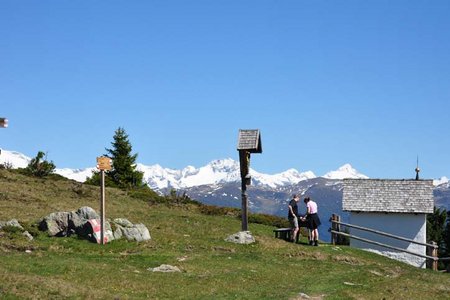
top-left (349, 212), bottom-right (427, 268)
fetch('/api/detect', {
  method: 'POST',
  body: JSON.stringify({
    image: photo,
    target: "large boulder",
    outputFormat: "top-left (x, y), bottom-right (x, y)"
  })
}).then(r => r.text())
top-left (112, 218), bottom-right (151, 242)
top-left (79, 219), bottom-right (114, 243)
top-left (68, 206), bottom-right (100, 235)
top-left (38, 207), bottom-right (150, 243)
top-left (38, 212), bottom-right (71, 237)
top-left (39, 207), bottom-right (101, 239)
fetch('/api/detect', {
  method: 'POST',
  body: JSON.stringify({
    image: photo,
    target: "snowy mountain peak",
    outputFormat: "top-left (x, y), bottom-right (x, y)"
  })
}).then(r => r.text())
top-left (434, 176), bottom-right (449, 187)
top-left (0, 149), bottom-right (31, 168)
top-left (322, 163), bottom-right (368, 180)
top-left (208, 158), bottom-right (240, 172)
top-left (251, 168), bottom-right (316, 189)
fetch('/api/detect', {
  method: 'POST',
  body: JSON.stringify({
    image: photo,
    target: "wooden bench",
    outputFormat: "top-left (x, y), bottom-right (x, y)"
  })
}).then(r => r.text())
top-left (273, 228), bottom-right (300, 243)
top-left (274, 220), bottom-right (308, 243)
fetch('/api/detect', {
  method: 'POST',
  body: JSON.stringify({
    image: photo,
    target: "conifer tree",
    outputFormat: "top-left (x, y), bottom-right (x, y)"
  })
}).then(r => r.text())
top-left (86, 127), bottom-right (144, 189)
top-left (105, 127), bottom-right (143, 189)
top-left (427, 206), bottom-right (447, 245)
top-left (427, 206), bottom-right (448, 269)
top-left (444, 212), bottom-right (450, 268)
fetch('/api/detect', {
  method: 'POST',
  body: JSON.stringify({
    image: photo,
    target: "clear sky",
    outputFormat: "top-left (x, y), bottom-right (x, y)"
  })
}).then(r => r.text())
top-left (1, 1), bottom-right (449, 179)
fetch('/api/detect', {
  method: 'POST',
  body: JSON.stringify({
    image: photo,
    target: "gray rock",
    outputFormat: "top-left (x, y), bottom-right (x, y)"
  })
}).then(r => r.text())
top-left (39, 212), bottom-right (71, 236)
top-left (0, 219), bottom-right (24, 230)
top-left (22, 231), bottom-right (34, 241)
top-left (112, 219), bottom-right (151, 242)
top-left (79, 219), bottom-right (114, 243)
top-left (76, 206), bottom-right (99, 220)
top-left (39, 206), bottom-right (101, 238)
top-left (148, 264), bottom-right (181, 273)
top-left (68, 207), bottom-right (99, 235)
top-left (38, 207), bottom-right (149, 243)
top-left (298, 292), bottom-right (310, 299)
top-left (225, 231), bottom-right (255, 244)
top-left (113, 218), bottom-right (134, 227)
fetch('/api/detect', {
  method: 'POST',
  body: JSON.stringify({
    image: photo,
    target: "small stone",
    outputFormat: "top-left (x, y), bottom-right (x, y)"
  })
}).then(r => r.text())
top-left (148, 264), bottom-right (181, 273)
top-left (343, 282), bottom-right (362, 286)
top-left (225, 231), bottom-right (255, 244)
top-left (22, 231), bottom-right (34, 241)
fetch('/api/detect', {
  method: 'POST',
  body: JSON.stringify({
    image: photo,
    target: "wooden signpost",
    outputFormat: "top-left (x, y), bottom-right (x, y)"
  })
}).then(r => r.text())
top-left (96, 156), bottom-right (112, 245)
top-left (237, 129), bottom-right (262, 231)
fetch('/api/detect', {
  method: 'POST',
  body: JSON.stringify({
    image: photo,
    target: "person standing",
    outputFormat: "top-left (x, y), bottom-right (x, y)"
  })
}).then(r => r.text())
top-left (288, 194), bottom-right (300, 242)
top-left (303, 197), bottom-right (321, 246)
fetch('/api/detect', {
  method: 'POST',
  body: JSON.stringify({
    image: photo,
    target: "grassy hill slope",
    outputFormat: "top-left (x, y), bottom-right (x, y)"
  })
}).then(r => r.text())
top-left (0, 169), bottom-right (449, 299)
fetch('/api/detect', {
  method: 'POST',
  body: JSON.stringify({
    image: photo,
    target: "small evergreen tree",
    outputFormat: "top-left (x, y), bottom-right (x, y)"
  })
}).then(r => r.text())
top-left (444, 212), bottom-right (450, 269)
top-left (427, 206), bottom-right (447, 245)
top-left (25, 151), bottom-right (56, 177)
top-left (86, 127), bottom-right (144, 189)
top-left (427, 206), bottom-right (448, 269)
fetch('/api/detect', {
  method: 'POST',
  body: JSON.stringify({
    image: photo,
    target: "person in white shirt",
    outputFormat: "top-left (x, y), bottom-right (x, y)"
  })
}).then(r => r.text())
top-left (302, 197), bottom-right (321, 246)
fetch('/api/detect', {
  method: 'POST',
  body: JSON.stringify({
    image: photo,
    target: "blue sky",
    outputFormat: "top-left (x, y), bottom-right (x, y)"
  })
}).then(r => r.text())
top-left (1, 1), bottom-right (449, 179)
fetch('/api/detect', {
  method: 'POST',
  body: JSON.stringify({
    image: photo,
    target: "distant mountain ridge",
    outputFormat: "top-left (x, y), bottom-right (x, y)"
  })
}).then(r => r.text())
top-left (137, 158), bottom-right (320, 191)
top-left (1, 149), bottom-right (449, 189)
top-left (2, 148), bottom-right (450, 241)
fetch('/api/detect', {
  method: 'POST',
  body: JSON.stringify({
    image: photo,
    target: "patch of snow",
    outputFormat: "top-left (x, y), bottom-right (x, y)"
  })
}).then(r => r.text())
top-left (321, 164), bottom-right (368, 180)
top-left (54, 168), bottom-right (95, 182)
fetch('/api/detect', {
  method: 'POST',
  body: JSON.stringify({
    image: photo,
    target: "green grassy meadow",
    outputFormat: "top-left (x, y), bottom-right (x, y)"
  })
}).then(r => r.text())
top-left (0, 169), bottom-right (449, 299)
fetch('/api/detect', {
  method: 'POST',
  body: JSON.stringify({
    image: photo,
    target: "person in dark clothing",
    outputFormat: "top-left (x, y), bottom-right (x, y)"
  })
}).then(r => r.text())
top-left (288, 194), bottom-right (300, 242)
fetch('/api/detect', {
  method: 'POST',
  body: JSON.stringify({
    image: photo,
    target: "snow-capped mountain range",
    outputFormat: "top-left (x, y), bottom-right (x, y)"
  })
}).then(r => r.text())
top-left (1, 149), bottom-right (449, 189)
top-left (137, 158), bottom-right (320, 190)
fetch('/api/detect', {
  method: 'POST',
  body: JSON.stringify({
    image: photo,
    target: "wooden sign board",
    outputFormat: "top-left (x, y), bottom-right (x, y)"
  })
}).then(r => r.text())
top-left (97, 156), bottom-right (112, 171)
top-left (237, 129), bottom-right (262, 153)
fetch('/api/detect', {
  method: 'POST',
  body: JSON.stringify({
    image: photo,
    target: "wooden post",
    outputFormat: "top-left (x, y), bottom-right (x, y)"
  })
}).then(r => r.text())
top-left (236, 129), bottom-right (262, 232)
top-left (100, 170), bottom-right (106, 245)
top-left (241, 180), bottom-right (248, 231)
top-left (337, 215), bottom-right (341, 245)
top-left (432, 241), bottom-right (438, 271)
top-left (331, 214), bottom-right (336, 245)
top-left (239, 150), bottom-right (249, 231)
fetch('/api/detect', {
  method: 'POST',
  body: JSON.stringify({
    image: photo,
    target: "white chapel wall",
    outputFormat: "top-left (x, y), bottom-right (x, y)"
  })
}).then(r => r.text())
top-left (349, 212), bottom-right (427, 268)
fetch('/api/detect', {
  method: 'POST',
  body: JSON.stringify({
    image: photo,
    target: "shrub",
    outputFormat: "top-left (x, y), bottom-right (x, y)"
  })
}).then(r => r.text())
top-left (199, 205), bottom-right (240, 217)
top-left (163, 189), bottom-right (201, 206)
top-left (247, 213), bottom-right (290, 228)
top-left (24, 151), bottom-right (55, 177)
top-left (198, 204), bottom-right (290, 228)
top-left (0, 161), bottom-right (13, 170)
top-left (129, 186), bottom-right (165, 203)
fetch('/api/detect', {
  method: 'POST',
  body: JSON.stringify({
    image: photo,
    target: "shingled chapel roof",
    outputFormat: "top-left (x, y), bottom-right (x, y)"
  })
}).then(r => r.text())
top-left (343, 179), bottom-right (434, 214)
